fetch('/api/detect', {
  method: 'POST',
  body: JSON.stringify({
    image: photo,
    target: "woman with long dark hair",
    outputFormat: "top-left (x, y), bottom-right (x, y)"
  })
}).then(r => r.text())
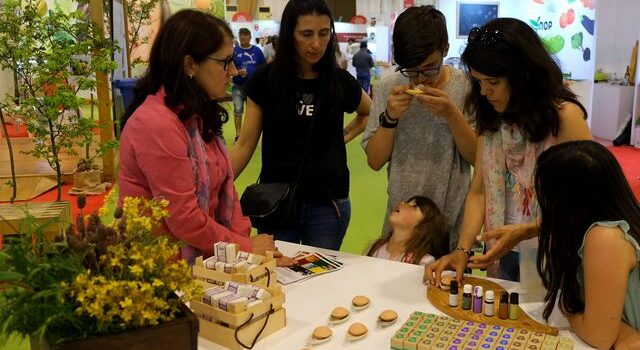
top-left (535, 140), bottom-right (640, 349)
top-left (427, 18), bottom-right (591, 284)
top-left (231, 0), bottom-right (371, 250)
top-left (118, 10), bottom-right (276, 264)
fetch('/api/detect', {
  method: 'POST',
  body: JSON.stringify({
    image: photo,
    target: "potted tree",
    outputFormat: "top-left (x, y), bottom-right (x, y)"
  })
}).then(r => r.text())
top-left (0, 0), bottom-right (117, 201)
top-left (70, 98), bottom-right (118, 195)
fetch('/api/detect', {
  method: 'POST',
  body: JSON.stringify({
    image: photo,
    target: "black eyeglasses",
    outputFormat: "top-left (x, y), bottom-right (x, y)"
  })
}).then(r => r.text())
top-left (207, 56), bottom-right (235, 71)
top-left (398, 55), bottom-right (444, 79)
top-left (467, 27), bottom-right (504, 47)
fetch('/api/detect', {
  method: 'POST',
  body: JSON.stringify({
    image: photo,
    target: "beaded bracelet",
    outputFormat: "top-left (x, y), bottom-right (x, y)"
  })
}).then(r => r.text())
top-left (454, 247), bottom-right (473, 257)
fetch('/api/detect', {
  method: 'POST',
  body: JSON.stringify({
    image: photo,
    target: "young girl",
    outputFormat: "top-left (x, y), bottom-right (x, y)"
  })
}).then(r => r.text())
top-left (535, 140), bottom-right (640, 349)
top-left (367, 196), bottom-right (449, 265)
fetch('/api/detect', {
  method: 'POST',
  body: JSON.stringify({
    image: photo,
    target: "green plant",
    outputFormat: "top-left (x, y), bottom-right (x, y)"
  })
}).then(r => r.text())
top-left (0, 0), bottom-right (117, 201)
top-left (126, 0), bottom-right (161, 75)
top-left (0, 196), bottom-right (200, 347)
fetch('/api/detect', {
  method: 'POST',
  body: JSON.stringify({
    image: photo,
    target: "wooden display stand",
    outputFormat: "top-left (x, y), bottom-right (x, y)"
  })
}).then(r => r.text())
top-left (191, 253), bottom-right (286, 350)
top-left (0, 201), bottom-right (71, 240)
top-left (427, 276), bottom-right (558, 335)
top-left (192, 252), bottom-right (278, 292)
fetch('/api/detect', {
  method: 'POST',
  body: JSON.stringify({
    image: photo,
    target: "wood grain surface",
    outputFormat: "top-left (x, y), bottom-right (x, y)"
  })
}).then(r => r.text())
top-left (427, 276), bottom-right (558, 335)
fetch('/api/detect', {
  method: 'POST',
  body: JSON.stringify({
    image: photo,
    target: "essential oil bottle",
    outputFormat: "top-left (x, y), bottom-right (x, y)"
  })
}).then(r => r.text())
top-left (473, 286), bottom-right (483, 313)
top-left (509, 292), bottom-right (520, 320)
top-left (462, 284), bottom-right (472, 310)
top-left (483, 290), bottom-right (495, 317)
top-left (498, 291), bottom-right (509, 319)
top-left (449, 280), bottom-right (459, 307)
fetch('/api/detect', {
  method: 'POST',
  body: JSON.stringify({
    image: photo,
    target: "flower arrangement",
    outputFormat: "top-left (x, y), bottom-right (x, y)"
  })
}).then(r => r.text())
top-left (0, 196), bottom-right (200, 347)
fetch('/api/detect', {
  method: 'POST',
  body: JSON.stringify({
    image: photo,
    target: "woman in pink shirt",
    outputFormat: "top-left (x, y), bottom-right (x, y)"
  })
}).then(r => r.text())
top-left (118, 10), bottom-right (276, 264)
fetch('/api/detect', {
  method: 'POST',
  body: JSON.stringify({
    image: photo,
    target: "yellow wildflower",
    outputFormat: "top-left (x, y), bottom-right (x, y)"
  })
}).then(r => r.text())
top-left (119, 297), bottom-right (133, 309)
top-left (129, 264), bottom-right (144, 277)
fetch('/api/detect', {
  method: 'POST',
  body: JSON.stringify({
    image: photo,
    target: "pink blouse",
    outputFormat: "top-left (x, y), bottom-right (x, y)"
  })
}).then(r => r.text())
top-left (118, 89), bottom-right (251, 256)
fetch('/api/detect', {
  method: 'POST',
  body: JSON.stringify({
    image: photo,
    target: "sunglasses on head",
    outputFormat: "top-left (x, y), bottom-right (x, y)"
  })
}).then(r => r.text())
top-left (467, 27), bottom-right (506, 47)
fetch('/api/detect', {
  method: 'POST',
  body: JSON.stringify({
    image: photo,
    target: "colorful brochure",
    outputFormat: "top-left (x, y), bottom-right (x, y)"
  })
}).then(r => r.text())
top-left (276, 251), bottom-right (343, 284)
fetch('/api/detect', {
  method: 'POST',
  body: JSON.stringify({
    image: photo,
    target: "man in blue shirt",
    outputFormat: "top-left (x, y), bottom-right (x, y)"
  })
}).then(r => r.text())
top-left (352, 41), bottom-right (375, 94)
top-left (232, 28), bottom-right (266, 142)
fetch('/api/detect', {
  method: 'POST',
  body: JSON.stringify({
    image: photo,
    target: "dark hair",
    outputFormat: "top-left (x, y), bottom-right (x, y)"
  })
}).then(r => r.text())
top-left (393, 6), bottom-right (448, 68)
top-left (461, 18), bottom-right (587, 142)
top-left (360, 40), bottom-right (368, 48)
top-left (239, 27), bottom-right (251, 36)
top-left (121, 10), bottom-right (231, 142)
top-left (367, 196), bottom-right (450, 264)
top-left (271, 0), bottom-right (342, 117)
top-left (535, 140), bottom-right (640, 321)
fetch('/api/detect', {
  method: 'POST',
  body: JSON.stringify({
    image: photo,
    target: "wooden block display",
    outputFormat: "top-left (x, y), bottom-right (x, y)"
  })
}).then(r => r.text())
top-left (390, 311), bottom-right (572, 350)
top-left (191, 252), bottom-right (286, 350)
top-left (0, 201), bottom-right (71, 240)
top-left (192, 252), bottom-right (277, 293)
top-left (427, 276), bottom-right (558, 335)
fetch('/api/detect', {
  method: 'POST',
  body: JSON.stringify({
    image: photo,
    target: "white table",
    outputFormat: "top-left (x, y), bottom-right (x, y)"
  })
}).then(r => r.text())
top-left (198, 241), bottom-right (594, 349)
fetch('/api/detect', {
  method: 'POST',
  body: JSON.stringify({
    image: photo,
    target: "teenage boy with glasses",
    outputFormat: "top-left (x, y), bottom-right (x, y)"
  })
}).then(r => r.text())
top-left (361, 6), bottom-right (477, 250)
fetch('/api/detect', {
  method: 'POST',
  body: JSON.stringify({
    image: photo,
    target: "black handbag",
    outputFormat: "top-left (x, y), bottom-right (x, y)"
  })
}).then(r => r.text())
top-left (240, 102), bottom-right (317, 232)
top-left (240, 181), bottom-right (299, 231)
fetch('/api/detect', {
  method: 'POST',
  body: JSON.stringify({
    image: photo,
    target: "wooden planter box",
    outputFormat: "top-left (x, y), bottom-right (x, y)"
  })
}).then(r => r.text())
top-left (191, 253), bottom-right (286, 350)
top-left (31, 303), bottom-right (198, 350)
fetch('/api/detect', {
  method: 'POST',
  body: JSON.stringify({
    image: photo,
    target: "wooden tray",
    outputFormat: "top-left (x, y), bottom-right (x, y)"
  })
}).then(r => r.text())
top-left (427, 276), bottom-right (558, 335)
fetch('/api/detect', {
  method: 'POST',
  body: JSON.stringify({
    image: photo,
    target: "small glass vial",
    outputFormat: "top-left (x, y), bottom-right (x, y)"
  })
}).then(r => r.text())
top-left (483, 290), bottom-right (494, 317)
top-left (509, 292), bottom-right (520, 320)
top-left (462, 284), bottom-right (472, 310)
top-left (473, 286), bottom-right (483, 313)
top-left (498, 291), bottom-right (509, 319)
top-left (449, 280), bottom-right (459, 307)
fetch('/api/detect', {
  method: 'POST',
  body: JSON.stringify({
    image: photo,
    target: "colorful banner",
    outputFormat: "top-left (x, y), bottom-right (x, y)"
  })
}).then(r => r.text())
top-left (525, 0), bottom-right (596, 80)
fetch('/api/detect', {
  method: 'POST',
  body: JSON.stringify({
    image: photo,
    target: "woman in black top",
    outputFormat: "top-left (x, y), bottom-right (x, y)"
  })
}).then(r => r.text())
top-left (231, 0), bottom-right (371, 250)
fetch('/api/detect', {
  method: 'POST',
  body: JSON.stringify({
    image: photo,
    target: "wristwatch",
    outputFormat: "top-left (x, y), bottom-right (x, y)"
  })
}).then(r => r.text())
top-left (378, 110), bottom-right (398, 128)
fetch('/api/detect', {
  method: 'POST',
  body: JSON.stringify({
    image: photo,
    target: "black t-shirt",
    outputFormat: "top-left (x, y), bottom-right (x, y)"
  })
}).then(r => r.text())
top-left (245, 64), bottom-right (362, 201)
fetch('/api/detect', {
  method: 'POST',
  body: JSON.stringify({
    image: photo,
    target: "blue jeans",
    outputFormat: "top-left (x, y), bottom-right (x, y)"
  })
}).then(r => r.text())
top-left (232, 85), bottom-right (247, 116)
top-left (498, 250), bottom-right (520, 282)
top-left (272, 198), bottom-right (351, 250)
top-left (357, 73), bottom-right (371, 94)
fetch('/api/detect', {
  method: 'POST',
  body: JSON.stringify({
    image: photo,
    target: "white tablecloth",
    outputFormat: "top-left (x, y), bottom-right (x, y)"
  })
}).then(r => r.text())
top-left (198, 241), bottom-right (593, 349)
